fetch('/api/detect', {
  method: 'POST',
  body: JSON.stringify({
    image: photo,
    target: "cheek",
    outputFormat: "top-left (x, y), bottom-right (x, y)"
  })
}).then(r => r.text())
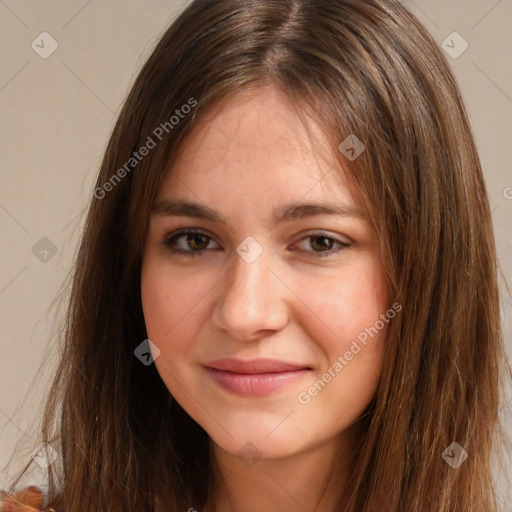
top-left (140, 260), bottom-right (210, 402)
top-left (140, 258), bottom-right (212, 342)
top-left (294, 268), bottom-right (389, 435)
top-left (299, 253), bottom-right (389, 357)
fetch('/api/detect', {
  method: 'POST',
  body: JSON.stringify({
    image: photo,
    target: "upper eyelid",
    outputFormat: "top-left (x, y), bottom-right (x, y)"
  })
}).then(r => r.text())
top-left (165, 228), bottom-right (219, 243)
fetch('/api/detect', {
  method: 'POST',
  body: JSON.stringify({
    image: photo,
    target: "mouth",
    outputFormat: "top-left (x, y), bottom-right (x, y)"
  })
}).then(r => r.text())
top-left (203, 358), bottom-right (313, 396)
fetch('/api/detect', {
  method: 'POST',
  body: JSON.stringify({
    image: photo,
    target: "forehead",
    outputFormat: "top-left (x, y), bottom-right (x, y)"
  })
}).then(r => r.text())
top-left (158, 86), bottom-right (357, 208)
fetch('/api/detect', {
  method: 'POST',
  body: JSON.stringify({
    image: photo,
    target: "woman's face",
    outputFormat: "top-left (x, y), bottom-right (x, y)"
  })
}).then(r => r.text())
top-left (141, 86), bottom-right (389, 460)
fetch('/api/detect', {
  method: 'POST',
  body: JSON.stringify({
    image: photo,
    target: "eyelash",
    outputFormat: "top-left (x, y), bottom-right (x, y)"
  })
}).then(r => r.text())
top-left (161, 228), bottom-right (351, 258)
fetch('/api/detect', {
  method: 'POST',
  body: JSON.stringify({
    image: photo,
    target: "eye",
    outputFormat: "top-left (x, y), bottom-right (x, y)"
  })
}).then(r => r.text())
top-left (291, 232), bottom-right (351, 257)
top-left (161, 229), bottom-right (351, 257)
top-left (162, 228), bottom-right (219, 256)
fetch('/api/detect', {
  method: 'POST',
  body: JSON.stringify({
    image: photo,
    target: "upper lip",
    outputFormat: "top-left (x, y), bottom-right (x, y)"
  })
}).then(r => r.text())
top-left (203, 358), bottom-right (310, 374)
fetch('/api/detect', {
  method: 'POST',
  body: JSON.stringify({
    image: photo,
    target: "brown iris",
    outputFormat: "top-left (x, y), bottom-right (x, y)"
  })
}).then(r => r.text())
top-left (309, 236), bottom-right (334, 252)
top-left (186, 233), bottom-right (210, 251)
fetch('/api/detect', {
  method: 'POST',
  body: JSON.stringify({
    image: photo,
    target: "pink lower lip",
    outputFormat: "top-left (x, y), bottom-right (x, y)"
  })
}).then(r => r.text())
top-left (205, 367), bottom-right (311, 396)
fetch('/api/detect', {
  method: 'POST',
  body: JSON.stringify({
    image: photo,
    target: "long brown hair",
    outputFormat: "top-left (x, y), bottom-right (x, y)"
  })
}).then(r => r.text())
top-left (2, 0), bottom-right (510, 510)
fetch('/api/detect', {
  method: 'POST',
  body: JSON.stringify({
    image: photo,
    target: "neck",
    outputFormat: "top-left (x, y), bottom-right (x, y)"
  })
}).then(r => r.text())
top-left (207, 426), bottom-right (358, 512)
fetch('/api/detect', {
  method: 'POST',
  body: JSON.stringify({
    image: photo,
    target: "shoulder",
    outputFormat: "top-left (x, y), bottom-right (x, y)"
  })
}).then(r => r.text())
top-left (2, 487), bottom-right (168, 512)
top-left (0, 486), bottom-right (53, 511)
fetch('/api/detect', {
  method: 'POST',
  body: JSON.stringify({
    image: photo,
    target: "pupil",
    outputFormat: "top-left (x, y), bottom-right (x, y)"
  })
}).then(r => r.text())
top-left (312, 236), bottom-right (331, 251)
top-left (188, 234), bottom-right (208, 250)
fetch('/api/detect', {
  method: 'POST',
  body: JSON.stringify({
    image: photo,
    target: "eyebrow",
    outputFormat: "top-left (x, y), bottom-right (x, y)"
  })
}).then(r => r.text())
top-left (150, 199), bottom-right (365, 226)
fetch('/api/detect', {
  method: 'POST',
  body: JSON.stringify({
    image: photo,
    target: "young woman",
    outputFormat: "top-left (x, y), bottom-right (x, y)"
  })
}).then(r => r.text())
top-left (1, 0), bottom-right (509, 511)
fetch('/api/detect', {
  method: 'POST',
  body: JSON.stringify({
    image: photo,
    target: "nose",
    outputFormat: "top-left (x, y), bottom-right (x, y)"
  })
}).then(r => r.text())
top-left (210, 247), bottom-right (290, 341)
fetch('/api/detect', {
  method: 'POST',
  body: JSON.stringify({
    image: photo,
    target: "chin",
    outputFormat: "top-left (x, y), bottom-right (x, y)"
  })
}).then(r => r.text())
top-left (204, 412), bottom-right (313, 461)
top-left (213, 433), bottom-right (306, 462)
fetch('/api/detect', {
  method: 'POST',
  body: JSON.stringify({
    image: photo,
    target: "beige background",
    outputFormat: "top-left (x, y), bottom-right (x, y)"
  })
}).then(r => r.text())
top-left (0, 0), bottom-right (511, 508)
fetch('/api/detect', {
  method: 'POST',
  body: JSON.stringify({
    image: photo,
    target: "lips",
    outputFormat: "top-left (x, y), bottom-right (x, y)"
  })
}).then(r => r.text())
top-left (204, 357), bottom-right (310, 373)
top-left (203, 358), bottom-right (312, 396)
